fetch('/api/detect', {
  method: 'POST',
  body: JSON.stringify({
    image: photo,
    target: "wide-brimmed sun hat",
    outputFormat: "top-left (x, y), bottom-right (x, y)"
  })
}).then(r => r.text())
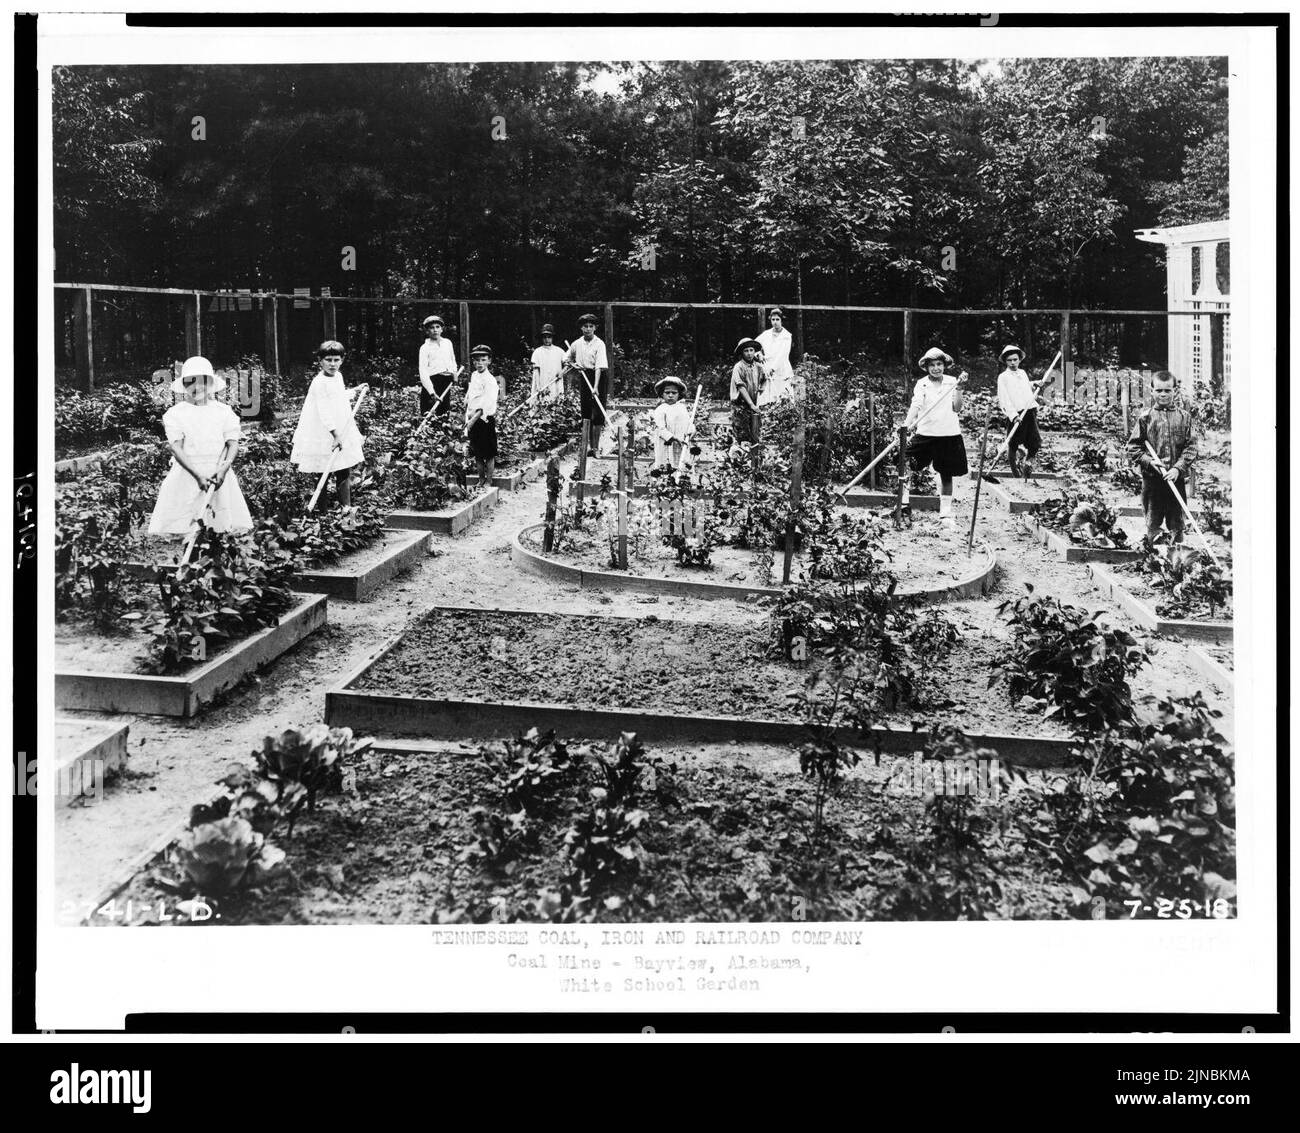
top-left (918, 347), bottom-right (954, 370)
top-left (655, 375), bottom-right (687, 394)
top-left (999, 344), bottom-right (1025, 362)
top-left (170, 356), bottom-right (226, 394)
top-left (735, 337), bottom-right (762, 358)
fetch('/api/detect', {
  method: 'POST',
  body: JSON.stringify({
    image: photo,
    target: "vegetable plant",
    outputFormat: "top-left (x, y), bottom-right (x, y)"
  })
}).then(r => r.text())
top-left (170, 816), bottom-right (286, 896)
top-left (1037, 488), bottom-right (1130, 549)
top-left (1134, 534), bottom-right (1231, 619)
top-left (993, 584), bottom-right (1149, 734)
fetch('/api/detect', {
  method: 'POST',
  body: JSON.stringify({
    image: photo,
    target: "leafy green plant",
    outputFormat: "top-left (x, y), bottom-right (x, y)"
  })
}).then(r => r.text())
top-left (513, 392), bottom-right (581, 453)
top-left (459, 806), bottom-right (540, 870)
top-left (259, 498), bottom-right (388, 568)
top-left (383, 417), bottom-right (470, 510)
top-left (142, 525), bottom-right (298, 673)
top-left (481, 728), bottom-right (583, 816)
top-left (1037, 488), bottom-right (1131, 549)
top-left (794, 665), bottom-right (865, 841)
top-left (254, 724), bottom-right (371, 815)
top-left (1073, 441), bottom-right (1110, 474)
top-left (562, 803), bottom-right (647, 900)
top-left (993, 584), bottom-right (1149, 734)
top-left (1198, 480), bottom-right (1232, 542)
top-left (1135, 534), bottom-right (1231, 618)
top-left (55, 380), bottom-right (163, 452)
top-left (170, 816), bottom-right (286, 895)
top-left (1109, 464), bottom-right (1142, 494)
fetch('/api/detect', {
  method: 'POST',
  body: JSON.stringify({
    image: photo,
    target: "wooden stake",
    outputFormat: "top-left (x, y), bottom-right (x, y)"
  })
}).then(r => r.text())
top-left (577, 419), bottom-right (591, 483)
top-left (782, 407), bottom-right (805, 584)
top-left (968, 405), bottom-right (994, 556)
top-left (893, 425), bottom-right (907, 525)
top-left (867, 393), bottom-right (877, 489)
top-left (542, 455), bottom-right (560, 552)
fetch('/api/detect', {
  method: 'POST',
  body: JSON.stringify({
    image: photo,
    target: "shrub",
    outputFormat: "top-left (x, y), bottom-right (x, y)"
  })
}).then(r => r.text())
top-left (55, 380), bottom-right (163, 451)
top-left (54, 475), bottom-right (137, 627)
top-left (993, 584), bottom-right (1149, 734)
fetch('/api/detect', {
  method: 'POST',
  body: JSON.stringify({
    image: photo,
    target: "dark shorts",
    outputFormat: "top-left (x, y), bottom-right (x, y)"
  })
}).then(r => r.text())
top-left (468, 415), bottom-right (498, 461)
top-left (576, 368), bottom-right (609, 421)
top-left (1006, 407), bottom-right (1042, 458)
top-left (421, 373), bottom-right (454, 418)
top-left (907, 432), bottom-right (968, 478)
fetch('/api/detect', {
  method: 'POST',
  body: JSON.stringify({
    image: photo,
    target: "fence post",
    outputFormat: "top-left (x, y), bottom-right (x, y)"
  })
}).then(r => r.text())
top-left (867, 393), bottom-right (877, 490)
top-left (184, 293), bottom-right (200, 357)
top-left (782, 407), bottom-right (805, 585)
top-left (1121, 371), bottom-right (1131, 436)
top-left (322, 293), bottom-right (337, 340)
top-left (459, 301), bottom-right (471, 382)
top-left (756, 305), bottom-right (765, 336)
top-left (73, 286), bottom-right (94, 391)
top-left (604, 303), bottom-right (615, 395)
top-left (902, 308), bottom-right (915, 370)
top-left (1059, 311), bottom-right (1070, 404)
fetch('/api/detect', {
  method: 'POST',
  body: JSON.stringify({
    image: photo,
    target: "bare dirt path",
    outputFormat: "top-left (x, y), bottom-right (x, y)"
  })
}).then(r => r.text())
top-left (55, 451), bottom-right (1233, 910)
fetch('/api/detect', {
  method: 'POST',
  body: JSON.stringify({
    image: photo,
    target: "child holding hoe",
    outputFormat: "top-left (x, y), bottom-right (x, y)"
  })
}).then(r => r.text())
top-left (651, 375), bottom-right (695, 472)
top-left (465, 344), bottom-right (500, 487)
top-left (148, 355), bottom-right (253, 534)
top-left (291, 340), bottom-right (367, 508)
top-left (730, 337), bottom-right (766, 450)
top-left (995, 343), bottom-right (1045, 477)
top-left (902, 346), bottom-right (969, 529)
top-left (1125, 369), bottom-right (1198, 544)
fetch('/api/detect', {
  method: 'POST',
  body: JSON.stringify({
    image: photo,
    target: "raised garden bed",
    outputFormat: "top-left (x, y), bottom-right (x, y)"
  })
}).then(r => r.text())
top-left (54, 718), bottom-right (130, 806)
top-left (293, 528), bottom-right (431, 601)
top-left (513, 521), bottom-right (998, 604)
top-left (1019, 513), bottom-right (1139, 564)
top-left (54, 451), bottom-right (106, 476)
top-left (1087, 563), bottom-right (1233, 643)
top-left (86, 745), bottom-right (1077, 924)
top-left (386, 487), bottom-right (499, 536)
top-left (842, 489), bottom-right (941, 511)
top-left (327, 606), bottom-right (1077, 768)
top-left (56, 593), bottom-right (328, 717)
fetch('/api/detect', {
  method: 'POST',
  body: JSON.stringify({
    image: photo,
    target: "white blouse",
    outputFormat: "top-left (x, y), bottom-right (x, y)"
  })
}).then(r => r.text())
top-left (905, 375), bottom-right (963, 437)
top-left (162, 401), bottom-right (242, 458)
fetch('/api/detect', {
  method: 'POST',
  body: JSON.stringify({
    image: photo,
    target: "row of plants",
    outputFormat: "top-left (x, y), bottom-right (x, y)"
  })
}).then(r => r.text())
top-left (791, 569), bottom-right (1234, 916)
top-left (165, 726), bottom-right (373, 899)
top-left (1133, 534), bottom-right (1232, 620)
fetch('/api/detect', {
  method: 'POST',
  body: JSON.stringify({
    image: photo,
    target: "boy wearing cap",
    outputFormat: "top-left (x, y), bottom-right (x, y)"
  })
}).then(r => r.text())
top-left (730, 338), bottom-right (767, 447)
top-left (419, 315), bottom-right (458, 419)
top-left (651, 376), bottom-right (694, 471)
top-left (465, 345), bottom-right (500, 487)
top-left (996, 344), bottom-right (1044, 476)
top-left (1125, 370), bottom-right (1198, 544)
top-left (149, 356), bottom-right (253, 533)
top-left (530, 324), bottom-right (567, 403)
top-left (903, 347), bottom-right (969, 529)
top-left (566, 314), bottom-right (610, 452)
top-left (756, 307), bottom-right (794, 405)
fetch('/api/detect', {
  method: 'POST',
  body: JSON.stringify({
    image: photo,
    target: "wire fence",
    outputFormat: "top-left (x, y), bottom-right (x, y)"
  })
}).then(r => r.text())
top-left (54, 283), bottom-right (1230, 408)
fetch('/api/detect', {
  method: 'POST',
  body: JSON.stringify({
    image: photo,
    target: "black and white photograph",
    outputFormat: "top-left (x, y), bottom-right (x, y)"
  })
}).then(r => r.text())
top-left (19, 10), bottom-right (1283, 1040)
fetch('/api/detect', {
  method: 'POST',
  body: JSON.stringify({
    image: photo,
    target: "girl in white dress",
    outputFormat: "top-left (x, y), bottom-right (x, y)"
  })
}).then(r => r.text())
top-left (756, 307), bottom-right (795, 405)
top-left (290, 340), bottom-right (366, 507)
top-left (148, 356), bottom-right (253, 534)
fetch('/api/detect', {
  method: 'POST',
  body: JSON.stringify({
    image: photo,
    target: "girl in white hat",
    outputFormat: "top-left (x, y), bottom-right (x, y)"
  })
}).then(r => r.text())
top-left (147, 356), bottom-right (253, 534)
top-left (902, 347), bottom-right (969, 529)
top-left (291, 340), bottom-right (366, 507)
top-left (651, 376), bottom-right (694, 470)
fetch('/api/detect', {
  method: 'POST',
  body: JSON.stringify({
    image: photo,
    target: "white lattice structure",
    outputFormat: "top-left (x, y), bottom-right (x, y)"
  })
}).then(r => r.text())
top-left (1135, 220), bottom-right (1230, 389)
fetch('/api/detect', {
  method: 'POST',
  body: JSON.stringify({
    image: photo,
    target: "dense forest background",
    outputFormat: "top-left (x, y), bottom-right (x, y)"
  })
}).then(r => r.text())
top-left (55, 58), bottom-right (1228, 304)
top-left (53, 58), bottom-right (1228, 376)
